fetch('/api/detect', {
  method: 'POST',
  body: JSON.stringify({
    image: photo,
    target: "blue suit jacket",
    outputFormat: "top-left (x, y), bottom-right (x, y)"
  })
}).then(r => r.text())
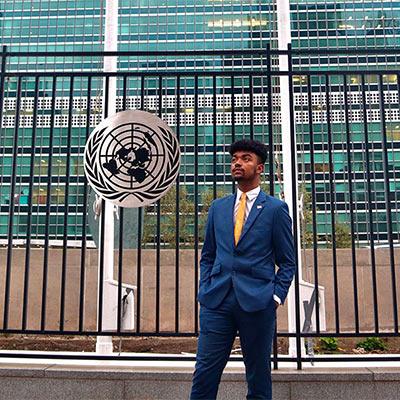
top-left (198, 190), bottom-right (296, 312)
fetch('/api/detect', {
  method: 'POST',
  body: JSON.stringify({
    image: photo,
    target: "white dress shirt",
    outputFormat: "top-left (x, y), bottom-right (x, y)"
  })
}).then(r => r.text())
top-left (234, 186), bottom-right (260, 225)
top-left (234, 186), bottom-right (282, 306)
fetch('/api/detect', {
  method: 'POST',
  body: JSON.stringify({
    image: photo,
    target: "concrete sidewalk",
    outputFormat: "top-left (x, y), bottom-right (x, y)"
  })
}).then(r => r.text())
top-left (0, 355), bottom-right (399, 400)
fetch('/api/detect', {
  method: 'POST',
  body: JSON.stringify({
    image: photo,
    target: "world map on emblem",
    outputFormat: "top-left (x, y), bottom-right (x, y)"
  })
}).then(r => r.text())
top-left (84, 110), bottom-right (180, 208)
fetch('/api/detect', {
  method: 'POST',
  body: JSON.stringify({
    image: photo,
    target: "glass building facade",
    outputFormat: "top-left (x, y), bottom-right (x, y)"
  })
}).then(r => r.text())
top-left (1, 0), bottom-right (400, 245)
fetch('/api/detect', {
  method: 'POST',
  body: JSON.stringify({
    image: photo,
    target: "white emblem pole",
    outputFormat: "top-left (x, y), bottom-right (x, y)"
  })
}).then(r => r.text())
top-left (96, 0), bottom-right (118, 354)
top-left (276, 0), bottom-right (304, 358)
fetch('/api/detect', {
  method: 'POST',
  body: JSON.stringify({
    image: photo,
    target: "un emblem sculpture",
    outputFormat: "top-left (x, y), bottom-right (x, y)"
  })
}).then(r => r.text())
top-left (84, 109), bottom-right (180, 208)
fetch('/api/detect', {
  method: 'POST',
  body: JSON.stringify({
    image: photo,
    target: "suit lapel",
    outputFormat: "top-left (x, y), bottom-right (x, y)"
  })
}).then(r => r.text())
top-left (237, 191), bottom-right (267, 245)
top-left (223, 194), bottom-right (236, 247)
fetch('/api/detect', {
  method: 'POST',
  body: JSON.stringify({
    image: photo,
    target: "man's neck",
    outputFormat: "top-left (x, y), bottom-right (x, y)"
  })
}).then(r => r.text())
top-left (238, 182), bottom-right (260, 193)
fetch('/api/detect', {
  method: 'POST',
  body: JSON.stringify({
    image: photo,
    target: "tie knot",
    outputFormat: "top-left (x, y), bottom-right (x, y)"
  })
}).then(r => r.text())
top-left (240, 192), bottom-right (247, 202)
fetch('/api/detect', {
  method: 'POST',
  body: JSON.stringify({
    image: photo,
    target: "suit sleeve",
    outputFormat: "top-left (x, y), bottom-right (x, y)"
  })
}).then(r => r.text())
top-left (272, 201), bottom-right (296, 305)
top-left (199, 201), bottom-right (217, 286)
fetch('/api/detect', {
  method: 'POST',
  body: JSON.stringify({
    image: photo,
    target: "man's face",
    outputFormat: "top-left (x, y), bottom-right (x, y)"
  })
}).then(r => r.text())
top-left (230, 150), bottom-right (263, 182)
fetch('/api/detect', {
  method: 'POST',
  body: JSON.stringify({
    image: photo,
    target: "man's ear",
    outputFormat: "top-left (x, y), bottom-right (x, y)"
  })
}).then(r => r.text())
top-left (257, 163), bottom-right (264, 174)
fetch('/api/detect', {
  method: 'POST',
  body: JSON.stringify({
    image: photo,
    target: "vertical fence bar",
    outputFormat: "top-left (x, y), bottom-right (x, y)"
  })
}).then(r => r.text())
top-left (98, 200), bottom-right (106, 332)
top-left (212, 75), bottom-right (217, 200)
top-left (0, 48), bottom-right (6, 324)
top-left (175, 75), bottom-right (181, 333)
top-left (136, 204), bottom-right (143, 333)
top-left (98, 75), bottom-right (110, 333)
top-left (266, 44), bottom-right (274, 196)
top-left (249, 74), bottom-right (254, 141)
top-left (397, 72), bottom-right (400, 249)
top-left (287, 44), bottom-right (302, 370)
top-left (0, 47), bottom-right (6, 200)
top-left (325, 74), bottom-right (340, 333)
top-left (22, 75), bottom-right (40, 330)
top-left (155, 75), bottom-right (162, 333)
top-left (378, 74), bottom-right (398, 332)
top-left (0, 46), bottom-right (6, 250)
top-left (231, 75), bottom-right (236, 193)
top-left (307, 73), bottom-right (320, 333)
top-left (59, 76), bottom-right (74, 331)
top-left (136, 75), bottom-right (145, 333)
top-left (343, 74), bottom-right (360, 333)
top-left (117, 206), bottom-right (124, 334)
top-left (104, 75), bottom-right (110, 118)
top-left (361, 74), bottom-right (379, 333)
top-left (78, 76), bottom-right (92, 332)
top-left (0, 46), bottom-right (7, 162)
top-left (122, 75), bottom-right (127, 111)
top-left (117, 76), bottom-right (128, 334)
top-left (194, 74), bottom-right (199, 333)
top-left (266, 45), bottom-right (279, 370)
top-left (41, 76), bottom-right (57, 331)
top-left (136, 207), bottom-right (142, 333)
top-left (3, 76), bottom-right (22, 330)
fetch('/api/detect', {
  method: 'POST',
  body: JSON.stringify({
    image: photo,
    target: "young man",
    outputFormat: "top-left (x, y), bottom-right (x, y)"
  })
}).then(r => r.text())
top-left (190, 139), bottom-right (296, 400)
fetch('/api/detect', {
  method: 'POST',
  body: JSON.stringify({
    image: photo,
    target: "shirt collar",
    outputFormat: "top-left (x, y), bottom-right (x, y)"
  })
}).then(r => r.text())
top-left (236, 186), bottom-right (260, 202)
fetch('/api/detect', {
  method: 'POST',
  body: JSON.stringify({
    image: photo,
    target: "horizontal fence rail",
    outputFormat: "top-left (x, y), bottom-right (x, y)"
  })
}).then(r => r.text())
top-left (0, 48), bottom-right (399, 367)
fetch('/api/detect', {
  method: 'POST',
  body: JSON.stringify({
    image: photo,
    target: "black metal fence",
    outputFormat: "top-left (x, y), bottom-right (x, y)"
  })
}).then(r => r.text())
top-left (0, 47), bottom-right (400, 367)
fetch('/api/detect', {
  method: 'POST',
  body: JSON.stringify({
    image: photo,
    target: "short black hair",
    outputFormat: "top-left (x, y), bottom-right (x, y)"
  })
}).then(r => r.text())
top-left (229, 139), bottom-right (268, 164)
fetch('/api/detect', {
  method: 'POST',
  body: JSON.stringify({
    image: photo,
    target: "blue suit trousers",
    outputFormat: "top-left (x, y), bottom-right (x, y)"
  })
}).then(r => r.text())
top-left (190, 285), bottom-right (276, 400)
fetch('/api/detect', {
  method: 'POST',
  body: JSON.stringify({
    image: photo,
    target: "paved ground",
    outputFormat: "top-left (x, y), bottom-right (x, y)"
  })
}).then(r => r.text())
top-left (0, 352), bottom-right (399, 399)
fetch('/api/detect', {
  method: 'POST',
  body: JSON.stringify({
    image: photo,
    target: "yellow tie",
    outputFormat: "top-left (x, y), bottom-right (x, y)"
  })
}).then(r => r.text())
top-left (234, 192), bottom-right (247, 246)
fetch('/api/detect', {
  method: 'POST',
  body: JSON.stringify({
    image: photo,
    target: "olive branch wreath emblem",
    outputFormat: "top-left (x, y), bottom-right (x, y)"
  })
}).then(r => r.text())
top-left (84, 121), bottom-right (180, 207)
